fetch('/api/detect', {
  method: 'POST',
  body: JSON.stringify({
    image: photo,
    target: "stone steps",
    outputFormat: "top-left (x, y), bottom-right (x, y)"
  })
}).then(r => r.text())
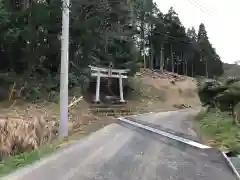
top-left (89, 104), bottom-right (145, 117)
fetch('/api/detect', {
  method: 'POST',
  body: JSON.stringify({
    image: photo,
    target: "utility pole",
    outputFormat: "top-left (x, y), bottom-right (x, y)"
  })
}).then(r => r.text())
top-left (59, 0), bottom-right (70, 137)
top-left (149, 0), bottom-right (154, 70)
top-left (160, 44), bottom-right (164, 73)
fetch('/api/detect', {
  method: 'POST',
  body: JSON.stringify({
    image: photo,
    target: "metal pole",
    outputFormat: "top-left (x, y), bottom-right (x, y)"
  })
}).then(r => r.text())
top-left (119, 74), bottom-right (125, 103)
top-left (59, 0), bottom-right (70, 137)
top-left (95, 70), bottom-right (101, 102)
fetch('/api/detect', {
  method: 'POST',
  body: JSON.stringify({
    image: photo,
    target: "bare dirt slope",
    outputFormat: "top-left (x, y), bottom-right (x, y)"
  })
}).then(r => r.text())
top-left (129, 69), bottom-right (201, 111)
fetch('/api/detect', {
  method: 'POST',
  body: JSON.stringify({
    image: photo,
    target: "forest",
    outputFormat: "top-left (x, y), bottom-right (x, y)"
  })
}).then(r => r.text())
top-left (0, 0), bottom-right (224, 101)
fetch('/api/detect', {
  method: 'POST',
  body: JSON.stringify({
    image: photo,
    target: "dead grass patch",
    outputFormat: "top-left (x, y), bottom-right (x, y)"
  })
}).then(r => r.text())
top-left (0, 102), bottom-right (58, 160)
top-left (128, 77), bottom-right (167, 101)
top-left (0, 97), bottom-right (116, 162)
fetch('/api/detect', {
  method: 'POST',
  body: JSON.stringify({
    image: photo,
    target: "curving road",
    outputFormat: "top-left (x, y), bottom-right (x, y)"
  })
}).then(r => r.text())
top-left (3, 109), bottom-right (238, 180)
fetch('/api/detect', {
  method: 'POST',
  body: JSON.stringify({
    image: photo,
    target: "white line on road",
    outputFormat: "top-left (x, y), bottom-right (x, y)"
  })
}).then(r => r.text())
top-left (118, 117), bottom-right (210, 149)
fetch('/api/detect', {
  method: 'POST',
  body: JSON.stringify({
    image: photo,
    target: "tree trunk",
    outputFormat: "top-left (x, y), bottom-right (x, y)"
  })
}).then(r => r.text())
top-left (170, 44), bottom-right (174, 73)
top-left (160, 44), bottom-right (164, 73)
top-left (23, 0), bottom-right (30, 10)
top-left (185, 61), bottom-right (188, 75)
top-left (140, 10), bottom-right (146, 69)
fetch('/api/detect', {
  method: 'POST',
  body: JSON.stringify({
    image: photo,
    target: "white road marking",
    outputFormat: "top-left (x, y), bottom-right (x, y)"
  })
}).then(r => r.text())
top-left (118, 117), bottom-right (210, 149)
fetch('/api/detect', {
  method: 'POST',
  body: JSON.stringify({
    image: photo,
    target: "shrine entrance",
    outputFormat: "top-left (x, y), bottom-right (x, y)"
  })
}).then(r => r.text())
top-left (89, 65), bottom-right (129, 103)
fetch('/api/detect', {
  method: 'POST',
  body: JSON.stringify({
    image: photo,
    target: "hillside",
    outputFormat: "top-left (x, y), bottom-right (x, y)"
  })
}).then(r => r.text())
top-left (223, 63), bottom-right (240, 77)
top-left (129, 69), bottom-right (201, 110)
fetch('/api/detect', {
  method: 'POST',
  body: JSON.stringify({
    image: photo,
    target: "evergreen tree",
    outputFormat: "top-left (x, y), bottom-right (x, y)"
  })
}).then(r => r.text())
top-left (186, 27), bottom-right (198, 76)
top-left (0, 1), bottom-right (225, 100)
top-left (197, 23), bottom-right (223, 77)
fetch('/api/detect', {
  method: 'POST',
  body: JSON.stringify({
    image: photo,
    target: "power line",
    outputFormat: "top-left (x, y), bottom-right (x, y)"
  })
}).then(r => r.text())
top-left (186, 0), bottom-right (213, 17)
top-left (149, 31), bottom-right (204, 57)
top-left (152, 31), bottom-right (199, 47)
top-left (154, 31), bottom-right (191, 43)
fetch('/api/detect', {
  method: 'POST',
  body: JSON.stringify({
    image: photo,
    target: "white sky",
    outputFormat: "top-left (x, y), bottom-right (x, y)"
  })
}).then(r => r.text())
top-left (154, 0), bottom-right (240, 64)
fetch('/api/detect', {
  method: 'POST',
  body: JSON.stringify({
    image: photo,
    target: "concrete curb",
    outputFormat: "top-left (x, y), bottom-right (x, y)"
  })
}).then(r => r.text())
top-left (222, 152), bottom-right (240, 179)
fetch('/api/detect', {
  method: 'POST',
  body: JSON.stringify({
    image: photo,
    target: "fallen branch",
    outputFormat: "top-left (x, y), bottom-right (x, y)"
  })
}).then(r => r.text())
top-left (68, 96), bottom-right (83, 108)
top-left (8, 82), bottom-right (16, 101)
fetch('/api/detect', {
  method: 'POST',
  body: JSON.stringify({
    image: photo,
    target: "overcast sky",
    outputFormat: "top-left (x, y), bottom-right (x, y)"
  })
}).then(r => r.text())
top-left (154, 0), bottom-right (240, 64)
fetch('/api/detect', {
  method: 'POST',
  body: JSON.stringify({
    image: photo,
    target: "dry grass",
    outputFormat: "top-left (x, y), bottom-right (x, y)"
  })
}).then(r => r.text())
top-left (0, 103), bottom-right (57, 160)
top-left (0, 99), bottom-right (116, 176)
top-left (0, 98), bottom-right (112, 161)
top-left (128, 78), bottom-right (168, 101)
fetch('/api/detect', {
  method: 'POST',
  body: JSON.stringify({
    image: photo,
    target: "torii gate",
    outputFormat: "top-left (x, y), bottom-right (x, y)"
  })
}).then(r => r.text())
top-left (89, 65), bottom-right (129, 103)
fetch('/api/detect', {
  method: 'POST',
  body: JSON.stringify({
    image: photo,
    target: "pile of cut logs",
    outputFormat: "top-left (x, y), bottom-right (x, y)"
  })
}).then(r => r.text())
top-left (136, 69), bottom-right (186, 83)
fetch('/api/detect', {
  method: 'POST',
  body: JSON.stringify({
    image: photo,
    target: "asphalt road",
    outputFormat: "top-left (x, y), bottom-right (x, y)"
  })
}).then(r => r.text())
top-left (125, 109), bottom-right (201, 142)
top-left (3, 109), bottom-right (237, 180)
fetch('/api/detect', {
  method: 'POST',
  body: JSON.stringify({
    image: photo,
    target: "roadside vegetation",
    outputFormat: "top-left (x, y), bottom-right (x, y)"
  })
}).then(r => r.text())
top-left (196, 110), bottom-right (240, 153)
top-left (196, 77), bottom-right (240, 153)
top-left (0, 143), bottom-right (56, 176)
